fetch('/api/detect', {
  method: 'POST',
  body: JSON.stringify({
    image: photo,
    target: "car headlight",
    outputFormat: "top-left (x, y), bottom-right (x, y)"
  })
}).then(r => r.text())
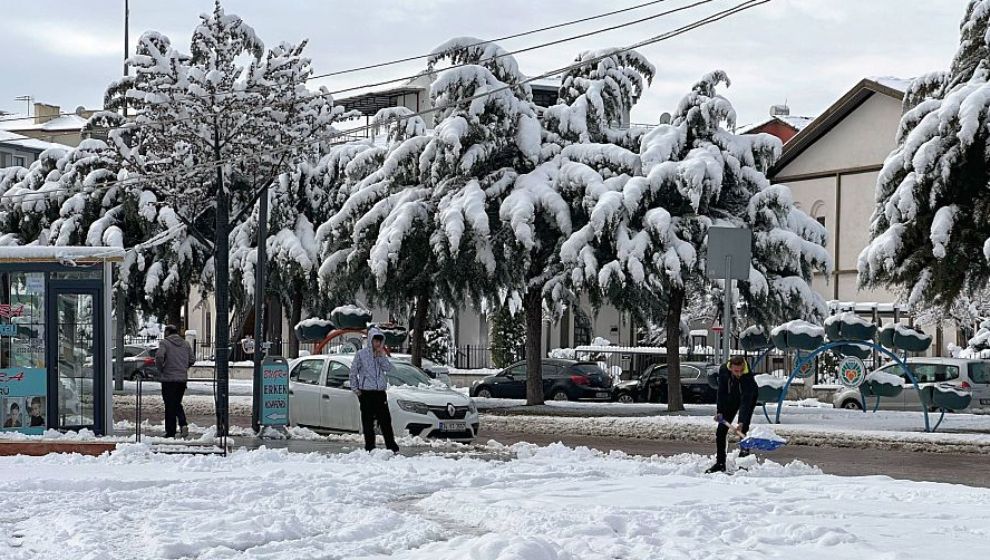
top-left (468, 399), bottom-right (478, 414)
top-left (396, 399), bottom-right (430, 415)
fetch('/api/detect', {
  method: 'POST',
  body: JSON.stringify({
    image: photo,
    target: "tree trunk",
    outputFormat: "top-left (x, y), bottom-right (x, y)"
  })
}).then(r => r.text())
top-left (524, 286), bottom-right (544, 406)
top-left (665, 286), bottom-right (685, 412)
top-left (410, 292), bottom-right (430, 367)
top-left (287, 290), bottom-right (302, 359)
top-left (165, 295), bottom-right (183, 330)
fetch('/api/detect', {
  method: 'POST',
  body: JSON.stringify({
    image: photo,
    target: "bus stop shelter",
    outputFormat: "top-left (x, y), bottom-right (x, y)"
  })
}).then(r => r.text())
top-left (0, 246), bottom-right (122, 436)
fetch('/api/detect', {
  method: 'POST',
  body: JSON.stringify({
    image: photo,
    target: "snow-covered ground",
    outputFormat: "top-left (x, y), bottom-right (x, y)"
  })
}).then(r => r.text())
top-left (1, 442), bottom-right (987, 559)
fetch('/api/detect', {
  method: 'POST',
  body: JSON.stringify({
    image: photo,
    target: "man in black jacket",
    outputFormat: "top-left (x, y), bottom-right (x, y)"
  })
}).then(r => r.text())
top-left (705, 355), bottom-right (758, 474)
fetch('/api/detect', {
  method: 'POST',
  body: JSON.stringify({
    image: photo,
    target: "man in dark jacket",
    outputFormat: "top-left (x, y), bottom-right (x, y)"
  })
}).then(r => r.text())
top-left (155, 325), bottom-right (196, 438)
top-left (705, 355), bottom-right (758, 473)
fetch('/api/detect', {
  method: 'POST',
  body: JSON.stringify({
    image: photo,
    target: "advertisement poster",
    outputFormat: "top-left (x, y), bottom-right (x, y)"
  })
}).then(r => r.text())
top-left (0, 367), bottom-right (47, 435)
top-left (261, 357), bottom-right (289, 426)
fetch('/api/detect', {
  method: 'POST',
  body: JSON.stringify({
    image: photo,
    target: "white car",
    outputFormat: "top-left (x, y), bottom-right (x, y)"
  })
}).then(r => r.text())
top-left (832, 357), bottom-right (990, 411)
top-left (287, 354), bottom-right (479, 441)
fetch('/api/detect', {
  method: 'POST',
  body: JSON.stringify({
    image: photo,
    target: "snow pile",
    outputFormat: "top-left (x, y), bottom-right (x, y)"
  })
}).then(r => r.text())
top-left (331, 304), bottom-right (371, 317)
top-left (771, 320), bottom-right (825, 338)
top-left (934, 384), bottom-right (971, 397)
top-left (295, 317), bottom-right (333, 328)
top-left (824, 311), bottom-right (873, 328)
top-left (755, 374), bottom-right (788, 389)
top-left (867, 370), bottom-right (904, 386)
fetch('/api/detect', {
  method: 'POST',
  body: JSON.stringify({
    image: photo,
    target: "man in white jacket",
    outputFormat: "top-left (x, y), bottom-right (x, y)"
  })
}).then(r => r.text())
top-left (349, 327), bottom-right (399, 453)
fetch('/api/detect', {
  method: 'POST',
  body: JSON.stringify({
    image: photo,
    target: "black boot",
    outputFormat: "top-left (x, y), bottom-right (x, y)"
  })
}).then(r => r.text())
top-left (705, 462), bottom-right (726, 474)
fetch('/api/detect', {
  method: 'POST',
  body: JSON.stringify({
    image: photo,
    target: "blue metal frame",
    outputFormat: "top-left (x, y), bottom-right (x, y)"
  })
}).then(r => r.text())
top-left (773, 340), bottom-right (932, 432)
top-left (748, 346), bottom-right (775, 372)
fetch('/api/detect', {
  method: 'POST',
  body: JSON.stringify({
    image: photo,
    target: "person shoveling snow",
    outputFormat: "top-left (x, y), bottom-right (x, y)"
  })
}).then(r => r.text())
top-left (706, 356), bottom-right (758, 474)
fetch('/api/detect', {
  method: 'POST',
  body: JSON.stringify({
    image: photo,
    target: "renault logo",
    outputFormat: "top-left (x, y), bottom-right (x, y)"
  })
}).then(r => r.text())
top-left (446, 403), bottom-right (456, 418)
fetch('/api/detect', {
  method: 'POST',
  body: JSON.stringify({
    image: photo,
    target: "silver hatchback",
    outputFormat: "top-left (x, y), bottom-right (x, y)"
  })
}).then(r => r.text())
top-left (832, 357), bottom-right (990, 411)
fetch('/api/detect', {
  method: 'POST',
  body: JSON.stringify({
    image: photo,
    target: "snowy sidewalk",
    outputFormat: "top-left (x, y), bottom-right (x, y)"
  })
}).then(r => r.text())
top-left (1, 441), bottom-right (987, 559)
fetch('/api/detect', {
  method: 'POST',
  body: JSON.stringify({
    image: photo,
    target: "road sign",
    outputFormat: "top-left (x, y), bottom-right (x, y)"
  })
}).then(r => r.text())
top-left (706, 227), bottom-right (752, 280)
top-left (260, 356), bottom-right (289, 427)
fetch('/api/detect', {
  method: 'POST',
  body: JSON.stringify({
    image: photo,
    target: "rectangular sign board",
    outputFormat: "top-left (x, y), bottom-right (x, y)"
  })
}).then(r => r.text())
top-left (706, 226), bottom-right (753, 280)
top-left (261, 357), bottom-right (289, 427)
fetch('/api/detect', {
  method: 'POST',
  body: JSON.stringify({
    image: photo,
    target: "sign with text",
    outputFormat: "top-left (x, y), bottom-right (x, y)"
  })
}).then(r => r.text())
top-left (261, 357), bottom-right (289, 426)
top-left (0, 367), bottom-right (47, 435)
top-left (0, 324), bottom-right (16, 336)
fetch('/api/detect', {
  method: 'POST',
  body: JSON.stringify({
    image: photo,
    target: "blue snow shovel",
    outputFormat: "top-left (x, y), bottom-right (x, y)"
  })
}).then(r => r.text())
top-left (716, 414), bottom-right (786, 452)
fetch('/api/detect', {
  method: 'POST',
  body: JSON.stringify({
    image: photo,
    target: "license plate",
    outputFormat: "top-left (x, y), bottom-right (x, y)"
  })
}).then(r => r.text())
top-left (439, 421), bottom-right (466, 432)
top-left (596, 392), bottom-right (610, 399)
top-left (980, 399), bottom-right (990, 405)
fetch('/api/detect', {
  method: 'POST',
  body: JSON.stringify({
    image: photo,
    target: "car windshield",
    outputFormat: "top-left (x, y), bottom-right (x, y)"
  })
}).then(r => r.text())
top-left (387, 363), bottom-right (434, 386)
top-left (572, 364), bottom-right (605, 376)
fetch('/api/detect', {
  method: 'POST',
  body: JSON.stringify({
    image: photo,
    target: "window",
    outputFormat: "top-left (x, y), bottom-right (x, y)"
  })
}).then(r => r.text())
top-left (325, 361), bottom-right (350, 388)
top-left (910, 363), bottom-right (959, 383)
top-left (291, 359), bottom-right (324, 385)
top-left (506, 364), bottom-right (526, 378)
top-left (969, 362), bottom-right (990, 384)
top-left (13, 156), bottom-right (25, 167)
top-left (542, 364), bottom-right (563, 378)
top-left (816, 216), bottom-right (826, 228)
top-left (680, 365), bottom-right (702, 379)
top-left (387, 363), bottom-right (433, 386)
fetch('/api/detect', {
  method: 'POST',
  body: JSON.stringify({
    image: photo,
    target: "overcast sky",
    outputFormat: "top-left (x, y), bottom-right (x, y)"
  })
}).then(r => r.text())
top-left (0, 0), bottom-right (973, 128)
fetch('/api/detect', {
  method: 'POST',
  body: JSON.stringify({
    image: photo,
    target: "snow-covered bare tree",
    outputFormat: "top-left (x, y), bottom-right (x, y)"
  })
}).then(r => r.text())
top-left (859, 0), bottom-right (990, 312)
top-left (101, 2), bottom-right (352, 330)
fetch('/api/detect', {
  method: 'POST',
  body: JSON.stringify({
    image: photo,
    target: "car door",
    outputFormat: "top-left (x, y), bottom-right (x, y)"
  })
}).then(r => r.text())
top-left (679, 365), bottom-right (704, 403)
top-left (324, 360), bottom-right (361, 432)
top-left (902, 362), bottom-right (936, 411)
top-left (646, 366), bottom-right (668, 403)
top-left (288, 358), bottom-right (326, 427)
top-left (496, 363), bottom-right (528, 398)
top-left (542, 363), bottom-right (564, 397)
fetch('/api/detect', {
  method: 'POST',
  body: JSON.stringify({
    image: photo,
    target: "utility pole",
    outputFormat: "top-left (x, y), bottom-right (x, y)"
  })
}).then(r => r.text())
top-left (113, 0), bottom-right (130, 393)
top-left (213, 124), bottom-right (230, 439)
top-left (251, 183), bottom-right (269, 433)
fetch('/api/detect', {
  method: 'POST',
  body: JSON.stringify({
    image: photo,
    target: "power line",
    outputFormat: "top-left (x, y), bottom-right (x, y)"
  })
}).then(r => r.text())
top-left (309, 0), bottom-right (680, 80)
top-left (0, 0), bottom-right (707, 128)
top-left (0, 0), bottom-right (769, 207)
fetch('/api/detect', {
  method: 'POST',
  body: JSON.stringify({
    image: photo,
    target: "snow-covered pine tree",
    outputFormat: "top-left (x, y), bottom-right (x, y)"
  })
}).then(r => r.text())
top-left (0, 147), bottom-right (69, 246)
top-left (489, 303), bottom-right (526, 367)
top-left (497, 49), bottom-right (654, 405)
top-left (102, 2), bottom-right (352, 329)
top-left (543, 49), bottom-right (655, 152)
top-left (559, 71), bottom-right (828, 411)
top-left (859, 0), bottom-right (990, 312)
top-left (316, 107), bottom-right (432, 357)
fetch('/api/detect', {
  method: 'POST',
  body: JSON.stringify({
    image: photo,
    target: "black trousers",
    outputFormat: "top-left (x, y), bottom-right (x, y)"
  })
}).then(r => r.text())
top-left (715, 402), bottom-right (750, 464)
top-left (358, 390), bottom-right (399, 452)
top-left (161, 381), bottom-right (188, 437)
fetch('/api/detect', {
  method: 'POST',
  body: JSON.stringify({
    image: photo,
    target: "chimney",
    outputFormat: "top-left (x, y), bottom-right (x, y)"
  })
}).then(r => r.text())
top-left (769, 104), bottom-right (790, 117)
top-left (33, 103), bottom-right (60, 124)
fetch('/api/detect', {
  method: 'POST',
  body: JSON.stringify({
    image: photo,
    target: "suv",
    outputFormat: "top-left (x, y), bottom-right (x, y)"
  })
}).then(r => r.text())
top-left (832, 357), bottom-right (990, 411)
top-left (470, 359), bottom-right (613, 401)
top-left (614, 362), bottom-right (719, 404)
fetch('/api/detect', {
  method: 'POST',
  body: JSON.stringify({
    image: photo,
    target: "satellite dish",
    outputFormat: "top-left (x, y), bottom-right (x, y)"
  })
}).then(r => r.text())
top-left (75, 106), bottom-right (86, 115)
top-left (658, 112), bottom-right (672, 125)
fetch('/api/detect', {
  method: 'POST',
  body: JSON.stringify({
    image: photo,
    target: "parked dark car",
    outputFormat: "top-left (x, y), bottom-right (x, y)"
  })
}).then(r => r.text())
top-left (614, 362), bottom-right (719, 404)
top-left (112, 345), bottom-right (159, 381)
top-left (470, 359), bottom-right (613, 401)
